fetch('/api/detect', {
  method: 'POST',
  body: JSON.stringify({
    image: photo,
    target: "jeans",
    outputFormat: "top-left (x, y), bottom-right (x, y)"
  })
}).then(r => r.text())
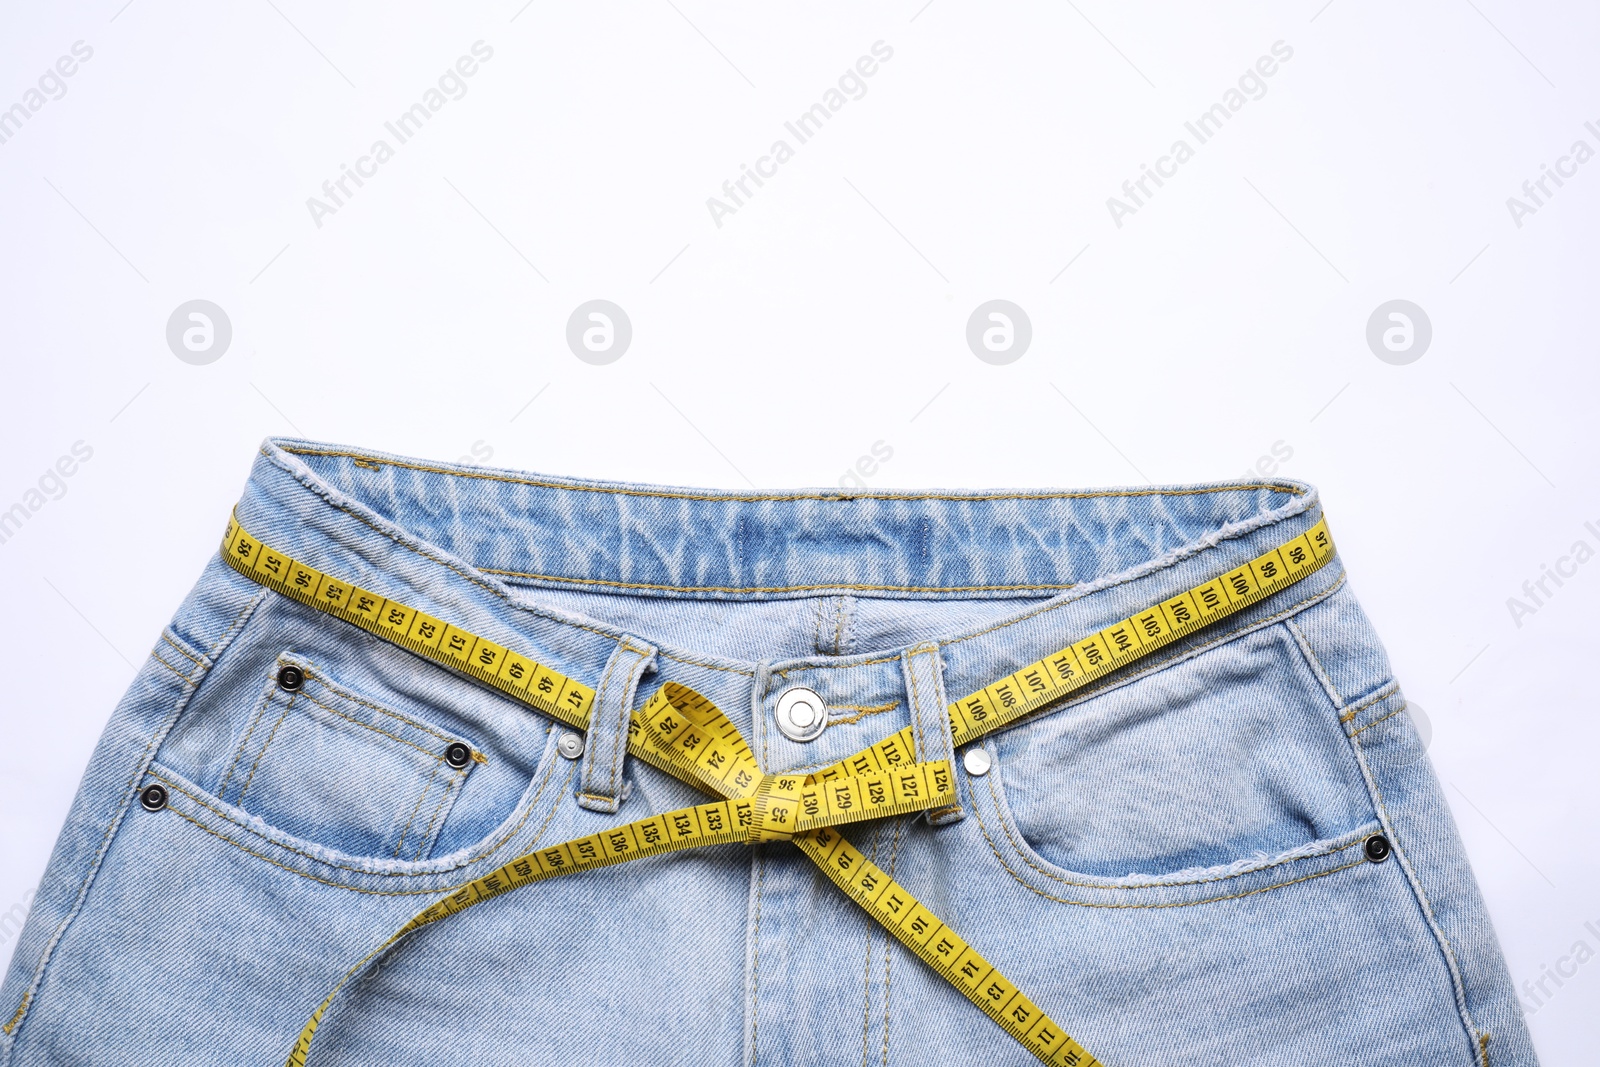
top-left (0, 437), bottom-right (1535, 1066)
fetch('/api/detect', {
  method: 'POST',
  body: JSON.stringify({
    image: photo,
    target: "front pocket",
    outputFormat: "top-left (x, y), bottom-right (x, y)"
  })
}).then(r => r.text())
top-left (988, 620), bottom-right (1377, 881)
top-left (218, 653), bottom-right (481, 860)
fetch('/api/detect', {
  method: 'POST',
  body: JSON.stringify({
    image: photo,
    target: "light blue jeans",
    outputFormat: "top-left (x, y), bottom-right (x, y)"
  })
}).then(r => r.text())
top-left (0, 438), bottom-right (1535, 1066)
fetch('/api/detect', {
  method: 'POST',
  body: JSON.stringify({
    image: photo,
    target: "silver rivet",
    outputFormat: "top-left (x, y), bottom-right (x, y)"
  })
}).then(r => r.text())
top-left (962, 747), bottom-right (992, 777)
top-left (557, 732), bottom-right (585, 759)
top-left (774, 686), bottom-right (827, 743)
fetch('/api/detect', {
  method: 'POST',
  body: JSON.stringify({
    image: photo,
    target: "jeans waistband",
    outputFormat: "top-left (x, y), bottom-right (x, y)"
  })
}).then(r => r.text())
top-left (232, 438), bottom-right (1341, 773)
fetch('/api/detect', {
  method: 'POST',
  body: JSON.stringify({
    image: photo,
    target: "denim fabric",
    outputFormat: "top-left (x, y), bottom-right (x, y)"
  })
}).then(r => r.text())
top-left (0, 438), bottom-right (1535, 1066)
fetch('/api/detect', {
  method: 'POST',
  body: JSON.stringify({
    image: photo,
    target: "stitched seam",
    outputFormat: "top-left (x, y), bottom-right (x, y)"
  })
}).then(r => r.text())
top-left (147, 731), bottom-right (561, 878)
top-left (485, 569), bottom-right (1078, 594)
top-left (160, 632), bottom-right (206, 670)
top-left (606, 642), bottom-right (649, 799)
top-left (150, 758), bottom-right (576, 895)
top-left (219, 683), bottom-right (276, 799)
top-left (1347, 730), bottom-right (1483, 1059)
top-left (281, 447), bottom-right (1305, 501)
top-left (829, 701), bottom-right (899, 726)
top-left (983, 770), bottom-right (1367, 890)
top-left (260, 443), bottom-right (1313, 677)
top-left (291, 689), bottom-right (446, 759)
top-left (5, 595), bottom-right (256, 1041)
top-left (1338, 682), bottom-right (1403, 724)
top-left (907, 651), bottom-right (924, 761)
top-left (2, 991), bottom-right (29, 1033)
top-left (1350, 703), bottom-right (1408, 739)
top-left (1284, 616), bottom-right (1343, 709)
top-left (749, 848), bottom-right (766, 1067)
top-left (236, 693), bottom-right (295, 803)
top-left (586, 644), bottom-right (626, 801)
top-left (411, 773), bottom-right (461, 861)
top-left (785, 554), bottom-right (1342, 679)
top-left (158, 763), bottom-right (576, 896)
top-left (393, 759), bottom-right (446, 858)
top-left (859, 824), bottom-right (881, 1067)
top-left (944, 541), bottom-right (1335, 653)
top-left (973, 795), bottom-right (1368, 907)
top-left (1479, 1032), bottom-right (1491, 1067)
top-left (206, 591), bottom-right (267, 655)
top-left (881, 819), bottom-right (903, 1067)
top-left (976, 574), bottom-right (1349, 742)
top-left (295, 658), bottom-right (457, 744)
top-left (149, 647), bottom-right (200, 684)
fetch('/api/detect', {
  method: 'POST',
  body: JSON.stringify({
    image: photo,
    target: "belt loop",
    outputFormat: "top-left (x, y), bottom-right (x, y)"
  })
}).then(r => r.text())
top-left (576, 636), bottom-right (657, 814)
top-left (902, 642), bottom-right (962, 826)
top-left (751, 661), bottom-right (774, 772)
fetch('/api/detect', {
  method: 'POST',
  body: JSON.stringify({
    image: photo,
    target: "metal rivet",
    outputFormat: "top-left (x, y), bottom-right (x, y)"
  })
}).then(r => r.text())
top-left (774, 686), bottom-right (828, 743)
top-left (962, 747), bottom-right (992, 777)
top-left (1364, 834), bottom-right (1392, 863)
top-left (444, 742), bottom-right (472, 770)
top-left (557, 732), bottom-right (586, 760)
top-left (139, 784), bottom-right (169, 812)
top-left (276, 664), bottom-right (305, 692)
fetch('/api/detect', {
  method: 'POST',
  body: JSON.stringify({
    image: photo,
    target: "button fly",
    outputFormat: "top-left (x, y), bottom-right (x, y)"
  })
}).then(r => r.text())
top-left (774, 686), bottom-right (827, 742)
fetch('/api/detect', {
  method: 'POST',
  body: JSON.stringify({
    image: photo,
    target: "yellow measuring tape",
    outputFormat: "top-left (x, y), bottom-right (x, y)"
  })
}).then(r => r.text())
top-left (217, 512), bottom-right (1336, 1066)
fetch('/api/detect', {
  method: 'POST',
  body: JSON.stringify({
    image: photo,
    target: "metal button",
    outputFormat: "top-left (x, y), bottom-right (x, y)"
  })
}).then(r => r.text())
top-left (139, 784), bottom-right (169, 812)
top-left (444, 742), bottom-right (472, 769)
top-left (1364, 834), bottom-right (1392, 863)
top-left (276, 664), bottom-right (305, 692)
top-left (774, 686), bottom-right (827, 743)
top-left (962, 747), bottom-right (992, 777)
top-left (557, 732), bottom-right (586, 760)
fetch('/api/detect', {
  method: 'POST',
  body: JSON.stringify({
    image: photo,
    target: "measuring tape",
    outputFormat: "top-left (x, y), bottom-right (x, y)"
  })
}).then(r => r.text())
top-left (218, 511), bottom-right (1336, 1066)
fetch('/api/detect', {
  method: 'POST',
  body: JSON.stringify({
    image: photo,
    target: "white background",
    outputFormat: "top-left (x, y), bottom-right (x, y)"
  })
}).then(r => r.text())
top-left (1, 1), bottom-right (1595, 1060)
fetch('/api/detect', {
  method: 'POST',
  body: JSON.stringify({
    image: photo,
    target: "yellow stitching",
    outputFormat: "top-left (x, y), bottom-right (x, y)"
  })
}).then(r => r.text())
top-left (1338, 683), bottom-right (1402, 724)
top-left (283, 445), bottom-right (1306, 501)
top-left (1349, 703), bottom-right (1409, 739)
top-left (1479, 1031), bottom-right (1491, 1067)
top-left (2, 992), bottom-right (28, 1035)
top-left (236, 693), bottom-right (295, 803)
top-left (983, 770), bottom-right (1368, 890)
top-left (159, 763), bottom-right (576, 896)
top-left (972, 795), bottom-right (1368, 908)
top-left (295, 689), bottom-right (445, 761)
top-left (293, 657), bottom-right (457, 744)
top-left (149, 647), bottom-right (201, 684)
top-left (828, 701), bottom-right (900, 727)
top-left (160, 632), bottom-right (206, 670)
top-left (219, 683), bottom-right (277, 799)
top-left (485, 568), bottom-right (1078, 595)
top-left (147, 729), bottom-right (561, 878)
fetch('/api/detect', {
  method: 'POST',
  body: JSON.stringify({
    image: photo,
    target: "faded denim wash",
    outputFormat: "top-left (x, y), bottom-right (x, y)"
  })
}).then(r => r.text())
top-left (0, 438), bottom-right (1535, 1066)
